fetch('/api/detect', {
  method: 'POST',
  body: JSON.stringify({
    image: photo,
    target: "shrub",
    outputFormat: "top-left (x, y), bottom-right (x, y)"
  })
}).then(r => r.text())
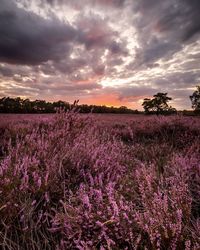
top-left (0, 111), bottom-right (200, 249)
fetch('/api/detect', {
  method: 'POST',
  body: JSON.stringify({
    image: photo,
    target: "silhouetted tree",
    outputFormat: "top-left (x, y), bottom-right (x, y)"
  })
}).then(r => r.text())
top-left (190, 86), bottom-right (200, 114)
top-left (22, 98), bottom-right (33, 113)
top-left (142, 93), bottom-right (176, 115)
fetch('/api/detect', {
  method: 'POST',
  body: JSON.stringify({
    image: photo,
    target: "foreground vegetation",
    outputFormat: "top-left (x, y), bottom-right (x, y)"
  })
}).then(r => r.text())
top-left (0, 110), bottom-right (200, 249)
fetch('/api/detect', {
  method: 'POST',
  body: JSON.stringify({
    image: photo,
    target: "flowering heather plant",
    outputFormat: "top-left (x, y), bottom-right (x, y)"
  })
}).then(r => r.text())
top-left (0, 110), bottom-right (200, 249)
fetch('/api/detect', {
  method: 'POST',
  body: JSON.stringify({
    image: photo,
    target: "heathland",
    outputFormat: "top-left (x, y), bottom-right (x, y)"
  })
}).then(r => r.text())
top-left (0, 111), bottom-right (200, 249)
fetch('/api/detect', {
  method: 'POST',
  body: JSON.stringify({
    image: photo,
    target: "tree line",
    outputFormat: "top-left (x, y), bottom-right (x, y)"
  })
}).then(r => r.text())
top-left (0, 86), bottom-right (199, 115)
top-left (0, 97), bottom-right (140, 114)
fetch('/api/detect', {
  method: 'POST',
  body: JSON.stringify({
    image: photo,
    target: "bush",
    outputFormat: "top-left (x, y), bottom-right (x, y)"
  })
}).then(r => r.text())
top-left (0, 111), bottom-right (200, 249)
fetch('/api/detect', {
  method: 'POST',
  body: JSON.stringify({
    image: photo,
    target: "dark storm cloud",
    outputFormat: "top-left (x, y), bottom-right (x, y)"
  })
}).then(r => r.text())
top-left (130, 38), bottom-right (181, 70)
top-left (0, 0), bottom-right (127, 71)
top-left (0, 0), bottom-right (77, 65)
top-left (134, 0), bottom-right (200, 41)
top-left (131, 0), bottom-right (200, 68)
top-left (178, 0), bottom-right (200, 41)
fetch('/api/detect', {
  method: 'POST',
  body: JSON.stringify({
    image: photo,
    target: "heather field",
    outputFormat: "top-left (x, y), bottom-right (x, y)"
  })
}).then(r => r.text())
top-left (0, 111), bottom-right (200, 250)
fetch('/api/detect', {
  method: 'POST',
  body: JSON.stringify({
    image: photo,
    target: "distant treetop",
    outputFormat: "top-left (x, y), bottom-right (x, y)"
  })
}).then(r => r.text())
top-left (142, 92), bottom-right (176, 115)
top-left (0, 97), bottom-right (139, 114)
top-left (190, 86), bottom-right (200, 114)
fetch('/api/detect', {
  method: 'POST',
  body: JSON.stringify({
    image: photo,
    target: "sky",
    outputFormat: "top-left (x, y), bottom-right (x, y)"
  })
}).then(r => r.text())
top-left (0, 0), bottom-right (200, 110)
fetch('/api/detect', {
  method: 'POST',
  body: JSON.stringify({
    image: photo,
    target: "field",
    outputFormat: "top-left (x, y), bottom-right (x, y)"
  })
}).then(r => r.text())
top-left (0, 111), bottom-right (200, 249)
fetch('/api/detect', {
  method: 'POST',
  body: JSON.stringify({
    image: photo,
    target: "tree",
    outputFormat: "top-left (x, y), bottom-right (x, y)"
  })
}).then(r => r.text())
top-left (0, 97), bottom-right (23, 113)
top-left (190, 86), bottom-right (200, 114)
top-left (142, 92), bottom-right (176, 115)
top-left (0, 96), bottom-right (139, 114)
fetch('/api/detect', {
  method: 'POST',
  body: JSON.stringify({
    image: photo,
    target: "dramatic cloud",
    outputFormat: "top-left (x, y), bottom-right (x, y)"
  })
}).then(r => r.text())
top-left (0, 0), bottom-right (78, 65)
top-left (0, 0), bottom-right (200, 109)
